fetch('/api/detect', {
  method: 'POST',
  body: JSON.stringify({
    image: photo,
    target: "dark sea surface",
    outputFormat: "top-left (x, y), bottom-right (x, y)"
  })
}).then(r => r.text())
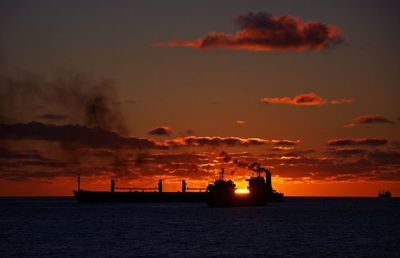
top-left (0, 197), bottom-right (399, 257)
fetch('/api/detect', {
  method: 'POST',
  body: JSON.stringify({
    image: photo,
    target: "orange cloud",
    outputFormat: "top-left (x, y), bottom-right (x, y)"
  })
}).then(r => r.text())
top-left (166, 136), bottom-right (269, 147)
top-left (261, 93), bottom-right (353, 106)
top-left (271, 139), bottom-right (301, 146)
top-left (153, 12), bottom-right (343, 52)
top-left (165, 136), bottom-right (300, 148)
top-left (261, 93), bottom-right (324, 106)
top-left (344, 114), bottom-right (394, 128)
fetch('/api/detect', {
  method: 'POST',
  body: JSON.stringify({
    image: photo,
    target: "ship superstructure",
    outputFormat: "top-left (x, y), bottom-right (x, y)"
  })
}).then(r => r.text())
top-left (206, 163), bottom-right (283, 207)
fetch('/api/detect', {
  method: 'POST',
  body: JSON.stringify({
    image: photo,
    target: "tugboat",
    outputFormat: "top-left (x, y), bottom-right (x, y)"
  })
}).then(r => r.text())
top-left (207, 163), bottom-right (283, 207)
top-left (377, 190), bottom-right (392, 198)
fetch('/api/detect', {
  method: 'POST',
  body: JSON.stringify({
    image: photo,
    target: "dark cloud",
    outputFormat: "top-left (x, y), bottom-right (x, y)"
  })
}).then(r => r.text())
top-left (1, 145), bottom-right (399, 183)
top-left (0, 122), bottom-right (301, 150)
top-left (327, 138), bottom-right (388, 147)
top-left (37, 114), bottom-right (68, 121)
top-left (282, 149), bottom-right (316, 157)
top-left (367, 150), bottom-right (400, 165)
top-left (0, 149), bottom-right (65, 175)
top-left (0, 149), bottom-right (45, 160)
top-left (391, 141), bottom-right (400, 149)
top-left (0, 121), bottom-right (164, 149)
top-left (345, 114), bottom-right (395, 128)
top-left (328, 148), bottom-right (368, 157)
top-left (153, 12), bottom-right (343, 52)
top-left (148, 126), bottom-right (173, 136)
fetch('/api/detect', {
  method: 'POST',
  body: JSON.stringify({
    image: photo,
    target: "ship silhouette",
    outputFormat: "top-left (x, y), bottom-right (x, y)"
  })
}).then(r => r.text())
top-left (207, 163), bottom-right (283, 207)
top-left (74, 163), bottom-right (283, 206)
top-left (377, 190), bottom-right (392, 198)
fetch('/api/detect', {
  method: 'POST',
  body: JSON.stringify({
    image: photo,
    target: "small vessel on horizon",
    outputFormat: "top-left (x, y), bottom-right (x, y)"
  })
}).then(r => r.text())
top-left (377, 190), bottom-right (392, 198)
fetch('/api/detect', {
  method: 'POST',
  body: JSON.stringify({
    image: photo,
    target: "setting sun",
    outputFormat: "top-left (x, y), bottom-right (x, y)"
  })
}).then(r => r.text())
top-left (235, 189), bottom-right (250, 194)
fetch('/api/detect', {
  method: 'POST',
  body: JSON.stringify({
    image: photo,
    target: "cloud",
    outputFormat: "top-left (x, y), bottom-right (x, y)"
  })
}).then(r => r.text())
top-left (261, 93), bottom-right (325, 106)
top-left (271, 139), bottom-right (301, 146)
top-left (166, 136), bottom-right (270, 147)
top-left (148, 126), bottom-right (173, 136)
top-left (344, 114), bottom-right (395, 128)
top-left (368, 150), bottom-right (400, 165)
top-left (328, 148), bottom-right (368, 157)
top-left (37, 114), bottom-right (68, 121)
top-left (261, 93), bottom-right (352, 106)
top-left (329, 99), bottom-right (353, 105)
top-left (0, 149), bottom-right (65, 174)
top-left (165, 136), bottom-right (300, 148)
top-left (391, 141), bottom-right (400, 149)
top-left (0, 149), bottom-right (46, 160)
top-left (2, 144), bottom-right (400, 183)
top-left (153, 12), bottom-right (343, 52)
top-left (327, 138), bottom-right (388, 147)
top-left (0, 122), bottom-right (302, 151)
top-left (0, 121), bottom-right (165, 149)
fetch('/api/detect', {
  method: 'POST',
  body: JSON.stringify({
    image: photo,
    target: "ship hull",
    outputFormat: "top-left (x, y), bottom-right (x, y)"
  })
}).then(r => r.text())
top-left (207, 193), bottom-right (284, 207)
top-left (74, 190), bottom-right (207, 203)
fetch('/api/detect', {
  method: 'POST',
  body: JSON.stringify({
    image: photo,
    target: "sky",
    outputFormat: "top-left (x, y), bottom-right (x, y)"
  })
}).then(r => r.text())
top-left (0, 0), bottom-right (399, 196)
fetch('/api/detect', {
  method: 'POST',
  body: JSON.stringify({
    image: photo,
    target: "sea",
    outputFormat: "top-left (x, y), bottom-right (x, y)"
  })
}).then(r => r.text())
top-left (0, 197), bottom-right (399, 257)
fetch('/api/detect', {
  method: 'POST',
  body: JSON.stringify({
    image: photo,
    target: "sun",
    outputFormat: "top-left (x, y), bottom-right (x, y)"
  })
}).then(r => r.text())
top-left (235, 189), bottom-right (250, 194)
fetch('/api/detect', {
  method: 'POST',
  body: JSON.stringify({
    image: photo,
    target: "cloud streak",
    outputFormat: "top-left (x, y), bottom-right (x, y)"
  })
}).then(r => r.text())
top-left (344, 114), bottom-right (395, 128)
top-left (37, 114), bottom-right (69, 121)
top-left (261, 93), bottom-right (352, 106)
top-left (0, 122), bottom-right (164, 149)
top-left (0, 122), bottom-right (301, 150)
top-left (165, 136), bottom-right (295, 147)
top-left (153, 12), bottom-right (343, 52)
top-left (327, 138), bottom-right (388, 147)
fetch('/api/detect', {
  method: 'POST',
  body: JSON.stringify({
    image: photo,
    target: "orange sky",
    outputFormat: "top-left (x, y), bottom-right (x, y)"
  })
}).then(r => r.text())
top-left (1, 1), bottom-right (399, 196)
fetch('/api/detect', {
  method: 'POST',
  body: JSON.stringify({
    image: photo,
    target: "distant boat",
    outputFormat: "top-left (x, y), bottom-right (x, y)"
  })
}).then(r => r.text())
top-left (377, 190), bottom-right (392, 198)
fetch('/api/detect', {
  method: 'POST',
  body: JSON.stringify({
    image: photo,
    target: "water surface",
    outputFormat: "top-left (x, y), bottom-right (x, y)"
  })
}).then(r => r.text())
top-left (1, 197), bottom-right (399, 257)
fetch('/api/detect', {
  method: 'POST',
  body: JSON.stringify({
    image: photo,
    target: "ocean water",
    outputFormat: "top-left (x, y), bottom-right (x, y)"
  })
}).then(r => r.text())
top-left (0, 197), bottom-right (399, 257)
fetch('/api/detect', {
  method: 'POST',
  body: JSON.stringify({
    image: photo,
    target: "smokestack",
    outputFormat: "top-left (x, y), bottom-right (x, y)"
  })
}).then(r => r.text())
top-left (78, 176), bottom-right (80, 191)
top-left (158, 180), bottom-right (163, 193)
top-left (111, 180), bottom-right (115, 193)
top-left (266, 170), bottom-right (272, 193)
top-left (182, 180), bottom-right (186, 193)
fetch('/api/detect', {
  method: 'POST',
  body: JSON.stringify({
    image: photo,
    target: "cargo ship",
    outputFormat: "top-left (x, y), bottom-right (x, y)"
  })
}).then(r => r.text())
top-left (73, 163), bottom-right (283, 206)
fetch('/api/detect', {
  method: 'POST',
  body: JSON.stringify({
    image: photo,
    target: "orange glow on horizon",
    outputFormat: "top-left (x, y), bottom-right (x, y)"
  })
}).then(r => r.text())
top-left (235, 189), bottom-right (250, 194)
top-left (0, 177), bottom-right (399, 197)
